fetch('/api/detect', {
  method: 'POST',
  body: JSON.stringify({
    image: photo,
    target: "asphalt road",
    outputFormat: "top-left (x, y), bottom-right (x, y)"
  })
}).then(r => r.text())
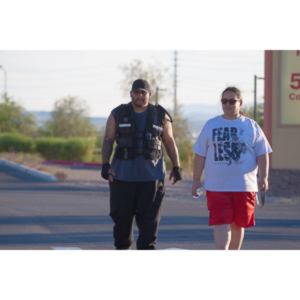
top-left (1, 164), bottom-right (300, 250)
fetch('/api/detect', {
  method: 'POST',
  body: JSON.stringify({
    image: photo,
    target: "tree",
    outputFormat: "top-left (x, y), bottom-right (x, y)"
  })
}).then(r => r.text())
top-left (119, 59), bottom-right (168, 104)
top-left (40, 96), bottom-right (98, 138)
top-left (0, 94), bottom-right (37, 136)
top-left (169, 104), bottom-right (190, 145)
top-left (242, 103), bottom-right (264, 129)
top-left (119, 59), bottom-right (190, 144)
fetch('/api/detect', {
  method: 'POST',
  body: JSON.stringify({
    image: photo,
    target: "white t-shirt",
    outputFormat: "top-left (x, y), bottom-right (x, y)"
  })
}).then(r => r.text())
top-left (192, 115), bottom-right (272, 192)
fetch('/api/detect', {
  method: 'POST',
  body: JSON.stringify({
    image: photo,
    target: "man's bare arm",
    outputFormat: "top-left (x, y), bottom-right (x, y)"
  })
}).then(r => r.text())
top-left (161, 114), bottom-right (182, 185)
top-left (102, 114), bottom-right (117, 164)
top-left (162, 114), bottom-right (180, 167)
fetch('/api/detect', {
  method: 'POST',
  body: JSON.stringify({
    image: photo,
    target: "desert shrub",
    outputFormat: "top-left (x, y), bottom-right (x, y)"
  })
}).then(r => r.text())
top-left (0, 133), bottom-right (34, 153)
top-left (35, 138), bottom-right (66, 160)
top-left (35, 137), bottom-right (95, 161)
top-left (62, 138), bottom-right (95, 161)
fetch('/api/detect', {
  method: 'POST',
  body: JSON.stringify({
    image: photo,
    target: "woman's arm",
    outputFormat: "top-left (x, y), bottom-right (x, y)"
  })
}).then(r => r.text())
top-left (192, 154), bottom-right (206, 197)
top-left (257, 153), bottom-right (269, 192)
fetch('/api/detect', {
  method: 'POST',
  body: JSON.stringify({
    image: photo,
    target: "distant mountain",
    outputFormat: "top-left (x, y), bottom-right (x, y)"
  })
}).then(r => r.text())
top-left (181, 104), bottom-right (221, 137)
top-left (27, 111), bottom-right (107, 129)
top-left (27, 104), bottom-right (221, 136)
top-left (25, 111), bottom-right (52, 125)
top-left (90, 117), bottom-right (107, 127)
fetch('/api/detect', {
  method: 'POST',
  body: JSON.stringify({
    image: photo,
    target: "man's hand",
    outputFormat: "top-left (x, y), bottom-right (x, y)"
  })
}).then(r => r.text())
top-left (101, 163), bottom-right (116, 182)
top-left (169, 166), bottom-right (183, 185)
top-left (191, 180), bottom-right (203, 197)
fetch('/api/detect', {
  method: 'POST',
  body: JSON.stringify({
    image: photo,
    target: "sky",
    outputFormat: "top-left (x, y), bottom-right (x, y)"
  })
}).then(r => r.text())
top-left (0, 50), bottom-right (265, 118)
top-left (1, 1), bottom-right (296, 120)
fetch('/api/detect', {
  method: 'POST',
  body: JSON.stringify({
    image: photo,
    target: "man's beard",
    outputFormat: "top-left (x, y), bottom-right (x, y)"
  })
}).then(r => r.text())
top-left (132, 96), bottom-right (146, 107)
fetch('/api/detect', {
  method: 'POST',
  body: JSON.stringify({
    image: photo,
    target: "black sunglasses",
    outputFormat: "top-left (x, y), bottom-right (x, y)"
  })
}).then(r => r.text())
top-left (221, 99), bottom-right (241, 105)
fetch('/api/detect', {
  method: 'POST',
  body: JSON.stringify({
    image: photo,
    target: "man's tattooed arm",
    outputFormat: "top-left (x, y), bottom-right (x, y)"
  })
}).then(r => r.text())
top-left (102, 114), bottom-right (117, 164)
top-left (162, 114), bottom-right (180, 167)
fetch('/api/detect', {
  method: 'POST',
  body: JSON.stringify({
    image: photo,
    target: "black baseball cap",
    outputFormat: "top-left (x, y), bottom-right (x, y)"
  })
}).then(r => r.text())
top-left (131, 79), bottom-right (151, 93)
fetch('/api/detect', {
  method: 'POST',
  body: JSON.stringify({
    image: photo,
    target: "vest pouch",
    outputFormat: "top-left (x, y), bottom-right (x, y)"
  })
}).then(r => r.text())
top-left (143, 149), bottom-right (162, 161)
top-left (118, 123), bottom-right (133, 135)
top-left (115, 147), bottom-right (138, 160)
top-left (147, 139), bottom-right (162, 150)
top-left (151, 124), bottom-right (163, 137)
top-left (116, 137), bottom-right (134, 148)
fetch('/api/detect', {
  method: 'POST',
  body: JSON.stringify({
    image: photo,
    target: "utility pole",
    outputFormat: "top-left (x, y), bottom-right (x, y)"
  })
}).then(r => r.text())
top-left (254, 75), bottom-right (264, 121)
top-left (0, 65), bottom-right (7, 95)
top-left (174, 50), bottom-right (178, 118)
top-left (155, 87), bottom-right (167, 105)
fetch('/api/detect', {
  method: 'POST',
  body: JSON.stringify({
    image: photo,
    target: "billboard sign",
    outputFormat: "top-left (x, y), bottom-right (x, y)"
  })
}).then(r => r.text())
top-left (281, 50), bottom-right (300, 125)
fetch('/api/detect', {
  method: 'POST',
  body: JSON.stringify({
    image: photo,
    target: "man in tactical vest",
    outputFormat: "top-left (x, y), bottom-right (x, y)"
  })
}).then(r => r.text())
top-left (101, 79), bottom-right (183, 250)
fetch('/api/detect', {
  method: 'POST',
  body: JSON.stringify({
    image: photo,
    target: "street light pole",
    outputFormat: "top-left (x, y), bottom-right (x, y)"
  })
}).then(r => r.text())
top-left (155, 87), bottom-right (167, 105)
top-left (254, 75), bottom-right (264, 121)
top-left (174, 50), bottom-right (177, 117)
top-left (254, 75), bottom-right (257, 121)
top-left (0, 65), bottom-right (7, 95)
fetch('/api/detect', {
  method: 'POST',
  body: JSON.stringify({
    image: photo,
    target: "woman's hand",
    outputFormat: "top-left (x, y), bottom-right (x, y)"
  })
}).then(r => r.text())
top-left (192, 180), bottom-right (203, 197)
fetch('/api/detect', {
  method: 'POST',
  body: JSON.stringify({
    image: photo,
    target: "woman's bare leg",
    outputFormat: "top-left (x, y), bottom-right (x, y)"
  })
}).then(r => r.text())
top-left (229, 222), bottom-right (244, 250)
top-left (214, 224), bottom-right (231, 250)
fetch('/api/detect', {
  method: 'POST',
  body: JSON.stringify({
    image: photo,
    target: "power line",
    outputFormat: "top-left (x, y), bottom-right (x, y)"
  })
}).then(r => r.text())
top-left (177, 64), bottom-right (263, 72)
top-left (178, 51), bottom-right (264, 59)
top-left (178, 60), bottom-right (264, 67)
top-left (174, 50), bottom-right (178, 115)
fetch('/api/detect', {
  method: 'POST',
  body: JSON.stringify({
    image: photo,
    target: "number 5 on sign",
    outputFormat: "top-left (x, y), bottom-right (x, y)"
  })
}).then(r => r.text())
top-left (290, 73), bottom-right (300, 89)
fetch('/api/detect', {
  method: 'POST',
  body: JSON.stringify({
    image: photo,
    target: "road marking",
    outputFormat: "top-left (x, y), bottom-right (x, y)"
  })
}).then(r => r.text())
top-left (161, 248), bottom-right (188, 250)
top-left (51, 247), bottom-right (83, 250)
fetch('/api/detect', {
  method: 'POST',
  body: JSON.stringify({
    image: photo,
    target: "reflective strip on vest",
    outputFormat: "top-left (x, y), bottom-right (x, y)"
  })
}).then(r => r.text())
top-left (153, 124), bottom-right (163, 131)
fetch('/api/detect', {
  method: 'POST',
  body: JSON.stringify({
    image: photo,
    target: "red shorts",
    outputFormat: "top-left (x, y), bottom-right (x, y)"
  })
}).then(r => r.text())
top-left (206, 191), bottom-right (256, 228)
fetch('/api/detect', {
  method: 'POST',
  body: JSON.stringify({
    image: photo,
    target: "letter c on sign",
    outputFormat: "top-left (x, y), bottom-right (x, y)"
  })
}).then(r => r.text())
top-left (289, 93), bottom-right (295, 100)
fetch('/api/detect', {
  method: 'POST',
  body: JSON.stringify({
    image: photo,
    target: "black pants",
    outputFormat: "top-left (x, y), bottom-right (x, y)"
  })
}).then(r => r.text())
top-left (109, 179), bottom-right (165, 250)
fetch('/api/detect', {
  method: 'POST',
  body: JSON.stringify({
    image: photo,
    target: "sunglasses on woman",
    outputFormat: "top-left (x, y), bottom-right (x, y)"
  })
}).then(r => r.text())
top-left (221, 99), bottom-right (241, 105)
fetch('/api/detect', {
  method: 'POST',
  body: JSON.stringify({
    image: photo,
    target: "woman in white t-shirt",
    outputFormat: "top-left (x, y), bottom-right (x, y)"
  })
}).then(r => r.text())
top-left (192, 86), bottom-right (272, 250)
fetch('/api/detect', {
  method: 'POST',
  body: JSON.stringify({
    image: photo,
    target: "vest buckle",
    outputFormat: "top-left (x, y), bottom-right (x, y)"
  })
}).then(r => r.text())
top-left (145, 132), bottom-right (152, 140)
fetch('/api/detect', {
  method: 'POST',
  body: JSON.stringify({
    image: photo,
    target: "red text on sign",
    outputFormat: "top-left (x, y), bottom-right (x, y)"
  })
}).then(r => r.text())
top-left (290, 73), bottom-right (300, 89)
top-left (289, 93), bottom-right (300, 100)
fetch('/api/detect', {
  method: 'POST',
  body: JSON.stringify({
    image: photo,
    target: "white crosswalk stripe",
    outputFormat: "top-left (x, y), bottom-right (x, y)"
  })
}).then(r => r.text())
top-left (161, 248), bottom-right (188, 250)
top-left (51, 247), bottom-right (82, 250)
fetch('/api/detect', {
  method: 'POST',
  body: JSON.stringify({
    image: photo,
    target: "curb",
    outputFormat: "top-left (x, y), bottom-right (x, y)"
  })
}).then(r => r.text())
top-left (44, 159), bottom-right (102, 168)
top-left (0, 158), bottom-right (59, 183)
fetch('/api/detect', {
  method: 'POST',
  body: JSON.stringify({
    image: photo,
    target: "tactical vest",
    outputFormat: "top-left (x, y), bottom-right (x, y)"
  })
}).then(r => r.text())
top-left (114, 102), bottom-right (172, 161)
